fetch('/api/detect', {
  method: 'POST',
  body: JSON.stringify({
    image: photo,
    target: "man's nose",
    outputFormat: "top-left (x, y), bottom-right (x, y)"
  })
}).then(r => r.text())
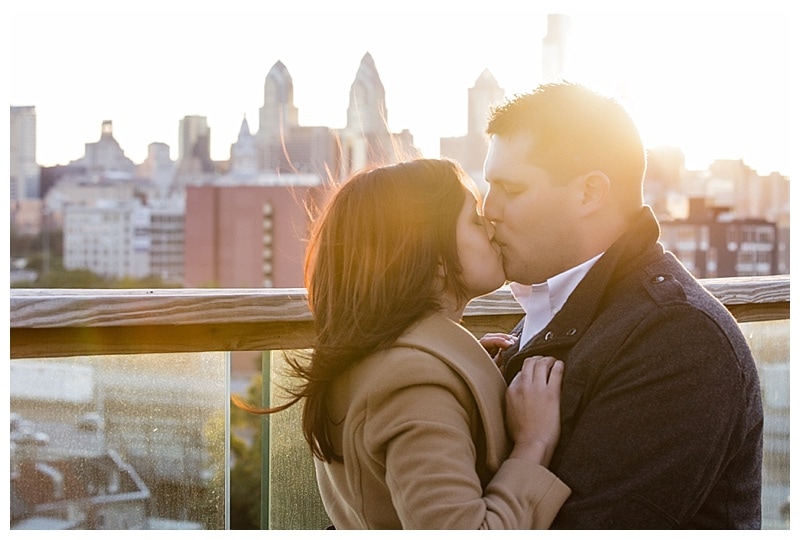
top-left (482, 188), bottom-right (501, 223)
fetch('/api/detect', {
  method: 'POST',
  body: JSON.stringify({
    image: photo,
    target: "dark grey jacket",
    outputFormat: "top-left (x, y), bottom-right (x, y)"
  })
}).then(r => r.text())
top-left (498, 207), bottom-right (763, 529)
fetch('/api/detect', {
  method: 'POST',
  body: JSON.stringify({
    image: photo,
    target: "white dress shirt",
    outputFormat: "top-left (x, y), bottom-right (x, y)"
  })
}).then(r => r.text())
top-left (510, 253), bottom-right (603, 347)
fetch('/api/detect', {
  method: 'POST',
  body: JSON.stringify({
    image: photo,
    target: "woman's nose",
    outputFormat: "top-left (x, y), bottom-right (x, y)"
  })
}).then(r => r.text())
top-left (482, 217), bottom-right (496, 240)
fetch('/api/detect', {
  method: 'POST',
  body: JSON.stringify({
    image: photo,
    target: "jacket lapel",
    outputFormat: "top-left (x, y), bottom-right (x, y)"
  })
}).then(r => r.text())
top-left (396, 313), bottom-right (510, 472)
top-left (502, 206), bottom-right (663, 382)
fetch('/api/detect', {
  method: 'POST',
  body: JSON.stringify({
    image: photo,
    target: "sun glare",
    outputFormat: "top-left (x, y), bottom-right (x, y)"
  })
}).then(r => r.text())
top-left (7, 5), bottom-right (792, 177)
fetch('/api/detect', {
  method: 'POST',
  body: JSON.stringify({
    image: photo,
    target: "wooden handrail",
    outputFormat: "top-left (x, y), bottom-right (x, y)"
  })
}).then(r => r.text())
top-left (9, 275), bottom-right (790, 359)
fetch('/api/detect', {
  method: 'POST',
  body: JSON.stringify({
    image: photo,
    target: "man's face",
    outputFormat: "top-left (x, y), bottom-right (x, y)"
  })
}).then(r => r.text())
top-left (482, 132), bottom-right (579, 285)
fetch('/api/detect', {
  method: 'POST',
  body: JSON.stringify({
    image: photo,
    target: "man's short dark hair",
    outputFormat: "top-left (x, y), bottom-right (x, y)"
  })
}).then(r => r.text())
top-left (487, 81), bottom-right (646, 188)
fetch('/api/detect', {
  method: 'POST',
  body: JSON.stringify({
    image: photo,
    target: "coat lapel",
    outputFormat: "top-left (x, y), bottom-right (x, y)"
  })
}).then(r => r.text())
top-left (502, 206), bottom-right (663, 382)
top-left (396, 313), bottom-right (510, 472)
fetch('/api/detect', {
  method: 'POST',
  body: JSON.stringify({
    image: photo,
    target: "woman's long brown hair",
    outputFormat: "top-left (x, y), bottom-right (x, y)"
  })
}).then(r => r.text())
top-left (234, 158), bottom-right (474, 462)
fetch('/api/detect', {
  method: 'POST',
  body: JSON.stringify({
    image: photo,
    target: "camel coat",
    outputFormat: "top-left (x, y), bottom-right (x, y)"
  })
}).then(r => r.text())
top-left (315, 312), bottom-right (570, 529)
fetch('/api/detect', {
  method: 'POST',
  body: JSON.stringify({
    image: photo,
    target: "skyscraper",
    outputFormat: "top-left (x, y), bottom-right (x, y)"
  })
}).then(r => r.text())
top-left (338, 52), bottom-right (417, 178)
top-left (10, 105), bottom-right (40, 200)
top-left (178, 115), bottom-right (211, 164)
top-left (173, 115), bottom-right (215, 189)
top-left (230, 115), bottom-right (258, 178)
top-left (440, 69), bottom-right (505, 188)
top-left (344, 52), bottom-right (388, 135)
top-left (256, 61), bottom-right (339, 176)
top-left (541, 13), bottom-right (571, 82)
top-left (258, 60), bottom-right (299, 141)
top-left (253, 55), bottom-right (414, 180)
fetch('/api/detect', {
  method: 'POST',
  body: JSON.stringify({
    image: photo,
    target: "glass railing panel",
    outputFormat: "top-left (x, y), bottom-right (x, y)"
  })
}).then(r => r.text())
top-left (10, 353), bottom-right (229, 530)
top-left (264, 350), bottom-right (329, 530)
top-left (261, 318), bottom-right (790, 530)
top-left (742, 319), bottom-right (790, 529)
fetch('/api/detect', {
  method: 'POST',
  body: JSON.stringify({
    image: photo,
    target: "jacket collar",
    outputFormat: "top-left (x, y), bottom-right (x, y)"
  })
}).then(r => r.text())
top-left (396, 313), bottom-right (510, 471)
top-left (500, 206), bottom-right (663, 366)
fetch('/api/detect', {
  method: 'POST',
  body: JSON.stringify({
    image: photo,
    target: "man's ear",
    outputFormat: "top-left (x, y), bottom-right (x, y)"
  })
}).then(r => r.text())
top-left (576, 171), bottom-right (611, 216)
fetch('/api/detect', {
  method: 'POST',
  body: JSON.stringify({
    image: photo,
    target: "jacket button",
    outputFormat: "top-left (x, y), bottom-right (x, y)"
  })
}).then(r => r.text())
top-left (544, 331), bottom-right (554, 341)
top-left (651, 275), bottom-right (665, 283)
top-left (566, 328), bottom-right (577, 336)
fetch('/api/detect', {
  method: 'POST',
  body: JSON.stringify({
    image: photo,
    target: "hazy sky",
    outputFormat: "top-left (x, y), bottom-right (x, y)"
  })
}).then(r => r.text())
top-left (6, 0), bottom-right (796, 177)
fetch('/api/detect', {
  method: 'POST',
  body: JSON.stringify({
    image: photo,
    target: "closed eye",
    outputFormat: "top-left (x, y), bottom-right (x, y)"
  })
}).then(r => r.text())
top-left (495, 182), bottom-right (524, 196)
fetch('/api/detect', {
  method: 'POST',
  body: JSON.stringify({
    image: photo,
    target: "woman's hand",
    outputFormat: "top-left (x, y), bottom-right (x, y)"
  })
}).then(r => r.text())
top-left (480, 333), bottom-right (517, 365)
top-left (505, 356), bottom-right (563, 467)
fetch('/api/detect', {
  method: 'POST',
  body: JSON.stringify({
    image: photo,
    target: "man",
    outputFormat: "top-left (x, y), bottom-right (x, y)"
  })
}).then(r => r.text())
top-left (482, 81), bottom-right (763, 529)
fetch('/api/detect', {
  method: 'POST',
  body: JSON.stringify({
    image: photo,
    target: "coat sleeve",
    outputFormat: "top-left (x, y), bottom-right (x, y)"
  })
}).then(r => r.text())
top-left (363, 352), bottom-right (570, 529)
top-left (551, 305), bottom-right (762, 528)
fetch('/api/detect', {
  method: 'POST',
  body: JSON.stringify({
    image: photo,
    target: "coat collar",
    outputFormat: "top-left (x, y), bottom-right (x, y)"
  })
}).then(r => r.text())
top-left (500, 207), bottom-right (663, 375)
top-left (395, 313), bottom-right (510, 471)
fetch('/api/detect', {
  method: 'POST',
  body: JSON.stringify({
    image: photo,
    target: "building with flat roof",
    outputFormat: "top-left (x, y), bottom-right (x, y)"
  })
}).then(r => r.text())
top-left (10, 105), bottom-right (41, 200)
top-left (440, 69), bottom-right (505, 191)
top-left (660, 198), bottom-right (780, 278)
top-left (183, 177), bottom-right (327, 288)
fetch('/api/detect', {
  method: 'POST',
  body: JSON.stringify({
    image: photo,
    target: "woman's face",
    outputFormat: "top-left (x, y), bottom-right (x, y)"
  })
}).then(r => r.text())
top-left (455, 193), bottom-right (506, 299)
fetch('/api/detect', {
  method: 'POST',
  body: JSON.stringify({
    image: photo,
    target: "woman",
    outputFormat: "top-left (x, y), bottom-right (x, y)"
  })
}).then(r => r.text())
top-left (236, 158), bottom-right (569, 529)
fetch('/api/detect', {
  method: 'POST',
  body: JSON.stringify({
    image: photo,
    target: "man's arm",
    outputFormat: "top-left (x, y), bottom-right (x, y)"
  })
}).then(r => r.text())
top-left (551, 306), bottom-right (758, 528)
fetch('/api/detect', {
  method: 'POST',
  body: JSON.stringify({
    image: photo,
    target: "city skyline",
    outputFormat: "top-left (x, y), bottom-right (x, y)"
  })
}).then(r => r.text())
top-left (7, 1), bottom-right (795, 177)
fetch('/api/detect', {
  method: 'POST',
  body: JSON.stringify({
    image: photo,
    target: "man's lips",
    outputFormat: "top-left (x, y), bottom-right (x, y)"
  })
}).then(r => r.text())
top-left (492, 242), bottom-right (510, 262)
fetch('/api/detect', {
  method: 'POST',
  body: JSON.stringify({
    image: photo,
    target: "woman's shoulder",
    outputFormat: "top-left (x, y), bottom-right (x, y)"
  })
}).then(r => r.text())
top-left (396, 312), bottom-right (488, 361)
top-left (342, 315), bottom-right (474, 388)
top-left (357, 332), bottom-right (466, 389)
top-left (349, 313), bottom-right (505, 403)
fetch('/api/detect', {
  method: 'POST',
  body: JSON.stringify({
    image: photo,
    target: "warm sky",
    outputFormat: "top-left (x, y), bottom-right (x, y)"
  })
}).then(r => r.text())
top-left (6, 0), bottom-right (796, 177)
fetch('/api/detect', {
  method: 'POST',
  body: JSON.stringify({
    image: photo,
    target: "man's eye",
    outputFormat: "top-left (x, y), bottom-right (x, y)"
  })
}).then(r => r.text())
top-left (489, 182), bottom-right (522, 196)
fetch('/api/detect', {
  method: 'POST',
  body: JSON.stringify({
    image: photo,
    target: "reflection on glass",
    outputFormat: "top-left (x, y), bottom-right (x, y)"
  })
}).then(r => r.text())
top-left (267, 350), bottom-right (329, 530)
top-left (742, 319), bottom-right (790, 529)
top-left (10, 353), bottom-right (228, 530)
top-left (263, 320), bottom-right (790, 530)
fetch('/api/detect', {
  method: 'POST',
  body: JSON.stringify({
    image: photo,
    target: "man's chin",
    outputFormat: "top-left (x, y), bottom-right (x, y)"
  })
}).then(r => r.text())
top-left (500, 261), bottom-right (531, 286)
top-left (500, 261), bottom-right (519, 284)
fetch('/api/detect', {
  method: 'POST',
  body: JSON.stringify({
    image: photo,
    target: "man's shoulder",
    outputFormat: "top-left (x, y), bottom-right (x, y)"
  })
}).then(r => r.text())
top-left (645, 255), bottom-right (743, 328)
top-left (625, 252), bottom-right (731, 318)
top-left (601, 251), bottom-right (751, 352)
top-left (606, 254), bottom-right (758, 372)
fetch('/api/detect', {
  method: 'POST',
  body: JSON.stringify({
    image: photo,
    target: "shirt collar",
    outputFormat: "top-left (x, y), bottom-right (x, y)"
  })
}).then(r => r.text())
top-left (510, 253), bottom-right (603, 345)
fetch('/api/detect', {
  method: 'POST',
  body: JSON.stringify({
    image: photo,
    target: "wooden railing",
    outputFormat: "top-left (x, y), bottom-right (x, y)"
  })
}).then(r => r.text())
top-left (9, 275), bottom-right (791, 529)
top-left (8, 275), bottom-right (791, 359)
